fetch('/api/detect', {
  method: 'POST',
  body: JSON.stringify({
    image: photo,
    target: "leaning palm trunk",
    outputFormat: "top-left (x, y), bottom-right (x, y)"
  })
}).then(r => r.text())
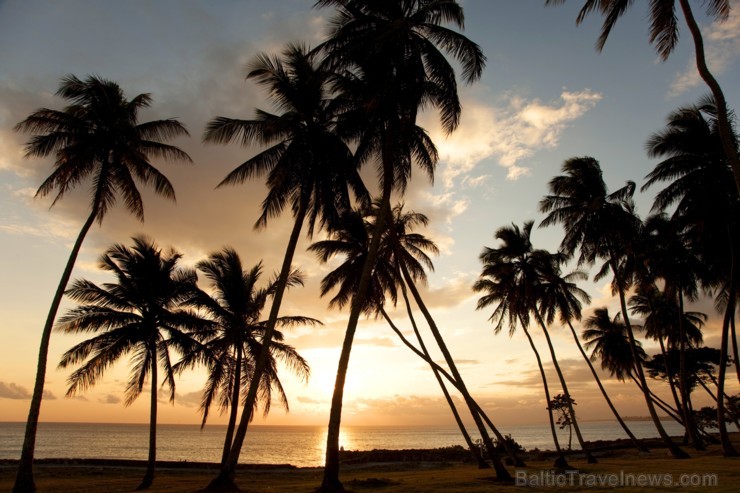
top-left (658, 338), bottom-right (684, 421)
top-left (678, 0), bottom-right (740, 196)
top-left (731, 316), bottom-right (740, 384)
top-left (677, 290), bottom-right (704, 450)
top-left (400, 264), bottom-right (512, 480)
top-left (221, 348), bottom-right (243, 466)
top-left (14, 204), bottom-right (99, 493)
top-left (397, 285), bottom-right (487, 468)
top-left (629, 374), bottom-right (684, 424)
top-left (319, 192), bottom-right (393, 493)
top-left (518, 315), bottom-right (569, 468)
top-left (381, 309), bottom-right (525, 467)
top-left (207, 202), bottom-right (309, 491)
top-left (534, 312), bottom-right (596, 463)
top-left (717, 276), bottom-right (739, 455)
top-left (137, 340), bottom-right (158, 491)
top-left (566, 321), bottom-right (646, 452)
top-left (611, 259), bottom-right (689, 459)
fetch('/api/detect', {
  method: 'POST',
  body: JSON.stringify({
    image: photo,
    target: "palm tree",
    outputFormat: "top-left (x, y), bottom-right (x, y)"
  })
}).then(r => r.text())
top-left (540, 257), bottom-right (648, 452)
top-left (202, 44), bottom-right (367, 490)
top-left (175, 248), bottom-right (313, 466)
top-left (312, 2), bottom-right (485, 490)
top-left (643, 97), bottom-right (739, 455)
top-left (546, 0), bottom-right (740, 196)
top-left (13, 75), bottom-right (191, 493)
top-left (55, 236), bottom-right (200, 490)
top-left (583, 308), bottom-right (647, 382)
top-left (475, 221), bottom-right (595, 466)
top-left (539, 156), bottom-right (690, 458)
top-left (311, 205), bottom-right (516, 472)
top-left (629, 281), bottom-right (706, 448)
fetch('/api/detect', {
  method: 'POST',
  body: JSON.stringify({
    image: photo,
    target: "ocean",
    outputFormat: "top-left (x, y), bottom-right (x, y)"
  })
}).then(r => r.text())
top-left (0, 420), bottom-right (693, 467)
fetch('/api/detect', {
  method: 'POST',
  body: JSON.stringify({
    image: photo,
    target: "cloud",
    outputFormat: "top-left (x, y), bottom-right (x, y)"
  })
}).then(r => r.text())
top-left (669, 1), bottom-right (740, 97)
top-left (435, 359), bottom-right (480, 366)
top-left (0, 381), bottom-right (32, 399)
top-left (297, 395), bottom-right (324, 404)
top-left (424, 89), bottom-right (602, 186)
top-left (99, 394), bottom-right (122, 405)
top-left (0, 382), bottom-right (56, 400)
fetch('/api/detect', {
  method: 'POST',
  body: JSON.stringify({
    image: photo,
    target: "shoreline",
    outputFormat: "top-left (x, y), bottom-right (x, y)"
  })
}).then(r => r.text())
top-left (1, 433), bottom-right (727, 470)
top-left (1, 434), bottom-right (739, 492)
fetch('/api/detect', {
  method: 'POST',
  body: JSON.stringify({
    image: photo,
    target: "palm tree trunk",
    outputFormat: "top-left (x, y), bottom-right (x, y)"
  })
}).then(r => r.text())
top-left (513, 314), bottom-right (568, 468)
top-left (533, 312), bottom-right (596, 463)
top-left (208, 201), bottom-right (309, 492)
top-left (221, 348), bottom-right (242, 466)
top-left (677, 289), bottom-right (704, 450)
top-left (13, 205), bottom-right (99, 493)
top-left (382, 310), bottom-right (525, 467)
top-left (731, 314), bottom-right (740, 384)
top-left (399, 265), bottom-right (511, 481)
top-left (629, 374), bottom-right (684, 424)
top-left (319, 191), bottom-right (393, 493)
top-left (678, 0), bottom-right (740, 196)
top-left (137, 341), bottom-right (158, 491)
top-left (717, 276), bottom-right (738, 456)
top-left (610, 259), bottom-right (689, 459)
top-left (658, 338), bottom-right (684, 420)
top-left (700, 375), bottom-right (740, 429)
top-left (397, 286), bottom-right (488, 468)
top-left (566, 321), bottom-right (646, 452)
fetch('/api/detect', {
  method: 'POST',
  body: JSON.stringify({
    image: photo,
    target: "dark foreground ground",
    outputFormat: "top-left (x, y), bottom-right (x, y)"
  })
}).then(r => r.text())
top-left (1, 433), bottom-right (738, 492)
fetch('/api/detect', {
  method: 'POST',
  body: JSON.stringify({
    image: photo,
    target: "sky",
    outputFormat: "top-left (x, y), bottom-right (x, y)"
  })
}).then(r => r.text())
top-left (1, 0), bottom-right (739, 433)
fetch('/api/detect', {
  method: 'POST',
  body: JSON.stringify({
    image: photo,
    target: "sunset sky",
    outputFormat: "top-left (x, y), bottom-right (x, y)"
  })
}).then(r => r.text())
top-left (1, 0), bottom-right (739, 432)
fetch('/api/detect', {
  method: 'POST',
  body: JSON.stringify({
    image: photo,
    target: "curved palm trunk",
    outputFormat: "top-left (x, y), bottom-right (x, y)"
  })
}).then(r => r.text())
top-left (221, 348), bottom-right (243, 466)
top-left (207, 201), bottom-right (308, 492)
top-left (704, 371), bottom-right (740, 428)
top-left (678, 0), bottom-right (740, 196)
top-left (629, 374), bottom-right (683, 424)
top-left (319, 193), bottom-right (393, 493)
top-left (610, 259), bottom-right (689, 459)
top-left (717, 278), bottom-right (739, 456)
top-left (658, 338), bottom-right (684, 420)
top-left (566, 321), bottom-right (646, 452)
top-left (397, 286), bottom-right (488, 468)
top-left (14, 205), bottom-right (99, 493)
top-left (400, 265), bottom-right (511, 481)
top-left (731, 315), bottom-right (740, 384)
top-left (534, 312), bottom-right (596, 463)
top-left (517, 316), bottom-right (568, 467)
top-left (676, 290), bottom-right (704, 450)
top-left (137, 341), bottom-right (158, 491)
top-left (382, 309), bottom-right (525, 467)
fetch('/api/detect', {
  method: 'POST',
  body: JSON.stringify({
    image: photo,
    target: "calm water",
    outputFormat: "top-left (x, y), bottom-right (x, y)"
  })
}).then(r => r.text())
top-left (0, 420), bottom-right (691, 467)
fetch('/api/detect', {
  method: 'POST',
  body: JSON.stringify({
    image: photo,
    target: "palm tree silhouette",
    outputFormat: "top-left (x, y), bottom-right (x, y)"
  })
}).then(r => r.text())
top-left (540, 156), bottom-right (690, 458)
top-left (203, 44), bottom-right (367, 489)
top-left (539, 252), bottom-right (647, 453)
top-left (643, 97), bottom-right (739, 455)
top-left (313, 2), bottom-right (485, 489)
top-left (312, 204), bottom-right (517, 473)
top-left (176, 248), bottom-right (313, 466)
top-left (635, 214), bottom-right (707, 449)
top-left (13, 75), bottom-right (191, 493)
top-left (547, 0), bottom-right (740, 196)
top-left (56, 236), bottom-right (200, 490)
top-left (583, 308), bottom-right (647, 382)
top-left (475, 221), bottom-right (595, 466)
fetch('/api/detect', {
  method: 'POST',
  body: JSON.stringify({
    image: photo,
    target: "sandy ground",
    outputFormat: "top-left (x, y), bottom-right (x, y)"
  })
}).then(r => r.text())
top-left (1, 434), bottom-right (739, 492)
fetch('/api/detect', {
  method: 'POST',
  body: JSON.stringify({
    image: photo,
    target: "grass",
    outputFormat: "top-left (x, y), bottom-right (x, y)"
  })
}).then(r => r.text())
top-left (1, 435), bottom-right (738, 492)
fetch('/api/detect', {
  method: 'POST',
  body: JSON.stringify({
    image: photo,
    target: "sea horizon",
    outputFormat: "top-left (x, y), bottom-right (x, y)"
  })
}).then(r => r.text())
top-left (0, 419), bottom-right (698, 467)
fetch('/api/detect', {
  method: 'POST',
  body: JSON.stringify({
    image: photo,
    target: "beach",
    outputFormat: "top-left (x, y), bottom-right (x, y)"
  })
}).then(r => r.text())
top-left (1, 433), bottom-right (738, 492)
